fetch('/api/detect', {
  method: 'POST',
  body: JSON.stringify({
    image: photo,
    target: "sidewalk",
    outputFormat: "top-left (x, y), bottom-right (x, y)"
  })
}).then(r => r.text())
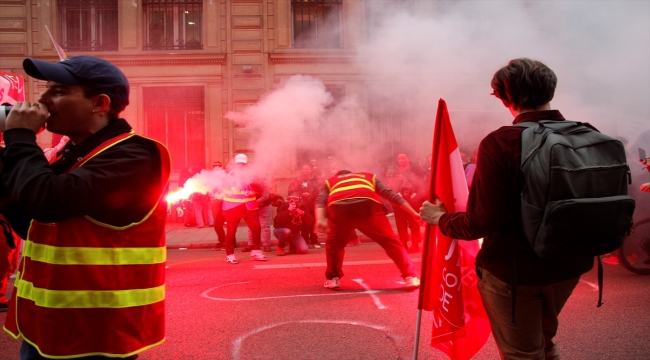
top-left (165, 221), bottom-right (241, 249)
top-left (164, 214), bottom-right (403, 249)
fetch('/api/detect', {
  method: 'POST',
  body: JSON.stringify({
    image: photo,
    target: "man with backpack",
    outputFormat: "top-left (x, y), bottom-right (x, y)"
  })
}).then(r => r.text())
top-left (420, 58), bottom-right (634, 359)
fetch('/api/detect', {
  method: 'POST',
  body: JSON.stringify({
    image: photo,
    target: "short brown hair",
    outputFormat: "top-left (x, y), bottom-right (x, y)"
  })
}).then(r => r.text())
top-left (490, 58), bottom-right (557, 111)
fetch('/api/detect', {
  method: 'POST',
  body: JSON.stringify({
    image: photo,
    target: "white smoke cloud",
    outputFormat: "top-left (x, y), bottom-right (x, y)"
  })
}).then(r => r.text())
top-left (203, 0), bottom-right (648, 206)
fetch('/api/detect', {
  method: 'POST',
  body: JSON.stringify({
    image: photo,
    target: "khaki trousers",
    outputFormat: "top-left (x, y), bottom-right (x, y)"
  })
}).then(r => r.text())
top-left (477, 268), bottom-right (580, 360)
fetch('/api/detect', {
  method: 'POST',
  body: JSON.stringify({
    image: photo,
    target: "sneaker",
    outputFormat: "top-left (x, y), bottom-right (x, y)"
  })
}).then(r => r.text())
top-left (404, 276), bottom-right (421, 290)
top-left (251, 250), bottom-right (268, 261)
top-left (263, 246), bottom-right (272, 252)
top-left (277, 246), bottom-right (286, 256)
top-left (313, 244), bottom-right (322, 249)
top-left (226, 254), bottom-right (239, 264)
top-left (0, 302), bottom-right (9, 313)
top-left (241, 246), bottom-right (252, 252)
top-left (324, 277), bottom-right (340, 289)
top-left (602, 256), bottom-right (619, 265)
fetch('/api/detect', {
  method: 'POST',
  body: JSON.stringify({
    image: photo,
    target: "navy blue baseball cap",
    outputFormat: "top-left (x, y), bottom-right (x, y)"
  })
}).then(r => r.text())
top-left (22, 56), bottom-right (130, 114)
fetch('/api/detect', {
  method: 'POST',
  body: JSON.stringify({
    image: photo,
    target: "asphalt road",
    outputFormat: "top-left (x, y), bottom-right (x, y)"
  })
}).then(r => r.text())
top-left (1, 244), bottom-right (649, 359)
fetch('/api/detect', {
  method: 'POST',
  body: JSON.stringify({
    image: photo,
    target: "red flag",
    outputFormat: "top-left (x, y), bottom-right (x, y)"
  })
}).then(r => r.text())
top-left (0, 71), bottom-right (25, 103)
top-left (418, 99), bottom-right (491, 360)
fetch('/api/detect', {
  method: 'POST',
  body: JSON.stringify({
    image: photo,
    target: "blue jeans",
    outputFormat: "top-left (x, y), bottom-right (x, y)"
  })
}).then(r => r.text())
top-left (193, 199), bottom-right (214, 228)
top-left (248, 205), bottom-right (272, 248)
top-left (274, 228), bottom-right (308, 254)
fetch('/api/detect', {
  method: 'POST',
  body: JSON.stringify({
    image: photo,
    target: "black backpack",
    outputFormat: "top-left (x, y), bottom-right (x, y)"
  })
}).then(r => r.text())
top-left (516, 120), bottom-right (635, 260)
top-left (515, 120), bottom-right (635, 309)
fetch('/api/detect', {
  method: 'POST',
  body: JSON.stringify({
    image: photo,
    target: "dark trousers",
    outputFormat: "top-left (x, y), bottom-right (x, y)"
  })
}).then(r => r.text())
top-left (393, 206), bottom-right (421, 249)
top-left (210, 199), bottom-right (226, 244)
top-left (303, 200), bottom-right (319, 245)
top-left (325, 201), bottom-right (416, 280)
top-left (224, 205), bottom-right (261, 255)
top-left (477, 269), bottom-right (580, 359)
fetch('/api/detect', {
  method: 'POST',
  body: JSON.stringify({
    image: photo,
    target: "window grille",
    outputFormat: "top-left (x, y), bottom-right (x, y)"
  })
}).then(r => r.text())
top-left (58, 0), bottom-right (118, 51)
top-left (143, 86), bottom-right (205, 172)
top-left (143, 0), bottom-right (203, 51)
top-left (292, 0), bottom-right (342, 48)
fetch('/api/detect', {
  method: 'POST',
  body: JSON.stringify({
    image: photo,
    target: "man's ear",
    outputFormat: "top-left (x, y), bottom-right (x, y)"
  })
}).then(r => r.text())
top-left (94, 94), bottom-right (111, 113)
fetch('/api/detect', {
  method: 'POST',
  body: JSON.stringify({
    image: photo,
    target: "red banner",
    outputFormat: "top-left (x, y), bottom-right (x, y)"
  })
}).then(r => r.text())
top-left (0, 71), bottom-right (25, 104)
top-left (419, 99), bottom-right (491, 360)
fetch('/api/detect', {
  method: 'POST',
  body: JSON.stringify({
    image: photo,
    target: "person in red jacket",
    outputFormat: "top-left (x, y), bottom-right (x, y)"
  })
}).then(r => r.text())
top-left (316, 170), bottom-right (421, 290)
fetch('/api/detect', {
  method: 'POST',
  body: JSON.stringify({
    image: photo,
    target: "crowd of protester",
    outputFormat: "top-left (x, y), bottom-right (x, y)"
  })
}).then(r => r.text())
top-left (171, 148), bottom-right (482, 262)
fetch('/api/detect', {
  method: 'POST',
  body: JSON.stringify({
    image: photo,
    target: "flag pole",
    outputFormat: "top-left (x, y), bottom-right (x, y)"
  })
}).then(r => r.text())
top-left (413, 310), bottom-right (422, 360)
top-left (45, 25), bottom-right (67, 60)
top-left (413, 99), bottom-right (445, 360)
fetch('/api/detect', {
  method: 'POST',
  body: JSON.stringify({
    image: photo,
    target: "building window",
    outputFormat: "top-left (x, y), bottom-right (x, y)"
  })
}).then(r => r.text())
top-left (58, 0), bottom-right (118, 51)
top-left (292, 0), bottom-right (342, 48)
top-left (143, 0), bottom-right (203, 51)
top-left (143, 86), bottom-right (205, 172)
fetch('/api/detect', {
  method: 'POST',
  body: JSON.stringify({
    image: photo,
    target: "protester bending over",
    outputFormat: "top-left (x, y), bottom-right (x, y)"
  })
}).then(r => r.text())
top-left (316, 170), bottom-right (421, 290)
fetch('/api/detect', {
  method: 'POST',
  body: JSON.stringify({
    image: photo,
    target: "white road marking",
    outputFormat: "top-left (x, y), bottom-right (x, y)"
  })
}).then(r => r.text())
top-left (254, 258), bottom-right (421, 270)
top-left (200, 281), bottom-right (393, 302)
top-left (352, 278), bottom-right (387, 310)
top-left (580, 279), bottom-right (599, 290)
top-left (232, 320), bottom-right (390, 360)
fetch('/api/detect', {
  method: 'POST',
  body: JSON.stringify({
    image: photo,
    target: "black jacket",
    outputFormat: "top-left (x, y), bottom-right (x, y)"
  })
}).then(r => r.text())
top-left (274, 202), bottom-right (314, 234)
top-left (0, 119), bottom-right (163, 239)
top-left (439, 110), bottom-right (594, 286)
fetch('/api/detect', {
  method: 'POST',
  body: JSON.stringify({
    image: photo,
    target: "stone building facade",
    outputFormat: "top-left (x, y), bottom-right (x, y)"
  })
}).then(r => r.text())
top-left (0, 0), bottom-right (439, 189)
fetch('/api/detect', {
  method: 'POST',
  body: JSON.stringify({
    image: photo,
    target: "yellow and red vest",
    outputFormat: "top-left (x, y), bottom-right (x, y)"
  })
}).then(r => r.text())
top-left (222, 174), bottom-right (258, 212)
top-left (3, 132), bottom-right (171, 358)
top-left (325, 172), bottom-right (382, 206)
